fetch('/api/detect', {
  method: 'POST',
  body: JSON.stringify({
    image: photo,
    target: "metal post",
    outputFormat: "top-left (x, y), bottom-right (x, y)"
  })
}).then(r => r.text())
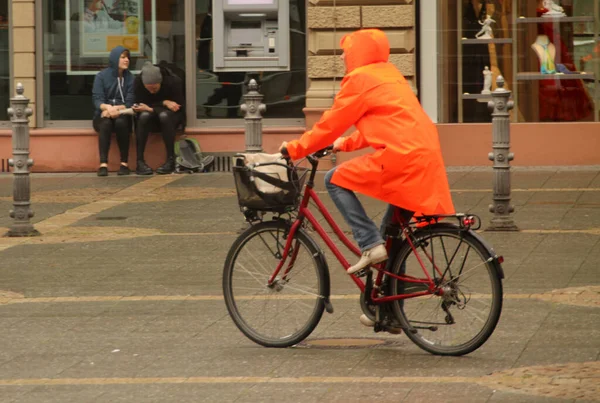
top-left (240, 79), bottom-right (266, 153)
top-left (486, 76), bottom-right (518, 231)
top-left (5, 83), bottom-right (39, 237)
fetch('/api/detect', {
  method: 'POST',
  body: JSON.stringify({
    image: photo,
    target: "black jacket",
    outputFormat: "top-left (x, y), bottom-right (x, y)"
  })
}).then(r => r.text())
top-left (134, 72), bottom-right (186, 122)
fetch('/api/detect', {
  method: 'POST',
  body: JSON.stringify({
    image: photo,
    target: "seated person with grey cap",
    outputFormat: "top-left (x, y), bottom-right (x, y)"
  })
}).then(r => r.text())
top-left (132, 61), bottom-right (185, 175)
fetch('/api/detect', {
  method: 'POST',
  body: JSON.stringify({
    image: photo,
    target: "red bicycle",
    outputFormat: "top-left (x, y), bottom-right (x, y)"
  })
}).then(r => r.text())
top-left (224, 147), bottom-right (504, 356)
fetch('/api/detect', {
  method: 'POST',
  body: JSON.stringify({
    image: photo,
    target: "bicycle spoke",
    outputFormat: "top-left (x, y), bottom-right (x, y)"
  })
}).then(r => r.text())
top-left (277, 282), bottom-right (321, 298)
top-left (457, 245), bottom-right (471, 277)
top-left (236, 262), bottom-right (268, 287)
top-left (390, 229), bottom-right (502, 355)
top-left (440, 257), bottom-right (494, 287)
top-left (225, 223), bottom-right (325, 347)
top-left (257, 230), bottom-right (285, 259)
top-left (280, 260), bottom-right (313, 283)
top-left (242, 247), bottom-right (276, 276)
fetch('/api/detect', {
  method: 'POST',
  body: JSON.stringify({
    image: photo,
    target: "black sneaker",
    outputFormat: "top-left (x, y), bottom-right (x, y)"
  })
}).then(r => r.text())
top-left (136, 160), bottom-right (153, 175)
top-left (156, 157), bottom-right (175, 175)
top-left (117, 165), bottom-right (130, 176)
top-left (97, 166), bottom-right (108, 177)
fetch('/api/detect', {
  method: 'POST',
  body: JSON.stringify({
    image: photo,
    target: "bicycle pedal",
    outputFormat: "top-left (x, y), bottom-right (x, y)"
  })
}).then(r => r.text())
top-left (354, 268), bottom-right (370, 278)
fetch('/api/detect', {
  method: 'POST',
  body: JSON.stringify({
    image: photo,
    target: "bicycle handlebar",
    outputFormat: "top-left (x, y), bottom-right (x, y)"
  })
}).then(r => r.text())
top-left (280, 145), bottom-right (334, 161)
top-left (311, 145), bottom-right (334, 159)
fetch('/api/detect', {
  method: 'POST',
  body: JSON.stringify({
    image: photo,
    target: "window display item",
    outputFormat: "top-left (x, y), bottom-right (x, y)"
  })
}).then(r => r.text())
top-left (555, 64), bottom-right (574, 74)
top-left (482, 66), bottom-right (492, 93)
top-left (475, 14), bottom-right (496, 39)
top-left (533, 10), bottom-right (594, 122)
top-left (541, 0), bottom-right (566, 18)
top-left (531, 35), bottom-right (557, 74)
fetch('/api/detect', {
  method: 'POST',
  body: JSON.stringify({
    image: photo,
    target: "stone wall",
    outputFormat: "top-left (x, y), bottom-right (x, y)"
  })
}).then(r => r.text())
top-left (12, 0), bottom-right (36, 127)
top-left (306, 0), bottom-right (416, 108)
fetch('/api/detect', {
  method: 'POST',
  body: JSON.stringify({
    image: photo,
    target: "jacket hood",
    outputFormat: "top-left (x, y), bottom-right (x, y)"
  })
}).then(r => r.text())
top-left (340, 29), bottom-right (390, 73)
top-left (108, 46), bottom-right (129, 72)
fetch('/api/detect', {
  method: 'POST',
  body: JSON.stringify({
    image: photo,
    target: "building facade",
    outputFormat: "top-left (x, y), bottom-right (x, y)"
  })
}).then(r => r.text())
top-left (0, 0), bottom-right (598, 172)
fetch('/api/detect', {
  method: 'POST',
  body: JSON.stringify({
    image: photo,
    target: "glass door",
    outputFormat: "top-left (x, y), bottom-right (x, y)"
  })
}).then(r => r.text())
top-left (41, 0), bottom-right (186, 123)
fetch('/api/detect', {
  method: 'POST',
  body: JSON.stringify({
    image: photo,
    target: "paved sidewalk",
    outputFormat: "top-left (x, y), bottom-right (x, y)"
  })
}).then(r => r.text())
top-left (0, 167), bottom-right (599, 402)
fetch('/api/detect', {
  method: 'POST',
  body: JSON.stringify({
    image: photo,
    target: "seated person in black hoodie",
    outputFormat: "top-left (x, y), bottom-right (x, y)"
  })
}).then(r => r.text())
top-left (133, 62), bottom-right (185, 175)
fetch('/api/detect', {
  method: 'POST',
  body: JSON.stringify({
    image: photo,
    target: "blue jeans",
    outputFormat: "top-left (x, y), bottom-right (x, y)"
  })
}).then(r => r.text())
top-left (325, 167), bottom-right (387, 252)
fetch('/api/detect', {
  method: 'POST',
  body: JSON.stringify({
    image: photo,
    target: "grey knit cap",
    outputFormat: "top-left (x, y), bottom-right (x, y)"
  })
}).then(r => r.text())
top-left (141, 62), bottom-right (162, 85)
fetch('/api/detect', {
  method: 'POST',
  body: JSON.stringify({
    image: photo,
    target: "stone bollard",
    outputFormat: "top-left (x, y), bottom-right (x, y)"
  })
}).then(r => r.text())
top-left (5, 83), bottom-right (40, 237)
top-left (240, 79), bottom-right (266, 153)
top-left (486, 76), bottom-right (518, 231)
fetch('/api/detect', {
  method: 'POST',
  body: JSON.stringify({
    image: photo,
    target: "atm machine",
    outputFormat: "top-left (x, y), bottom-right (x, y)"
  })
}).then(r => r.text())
top-left (212, 0), bottom-right (290, 72)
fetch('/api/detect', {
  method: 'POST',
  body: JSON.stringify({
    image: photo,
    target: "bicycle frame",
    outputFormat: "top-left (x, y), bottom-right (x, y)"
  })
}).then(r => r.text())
top-left (267, 157), bottom-right (444, 305)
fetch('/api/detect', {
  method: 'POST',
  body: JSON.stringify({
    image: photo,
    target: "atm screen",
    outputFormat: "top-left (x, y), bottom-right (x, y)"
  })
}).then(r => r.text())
top-left (227, 0), bottom-right (274, 4)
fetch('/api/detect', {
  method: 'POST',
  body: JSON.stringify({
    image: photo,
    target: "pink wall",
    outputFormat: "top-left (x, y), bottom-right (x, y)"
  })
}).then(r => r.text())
top-left (0, 122), bottom-right (598, 172)
top-left (437, 123), bottom-right (600, 166)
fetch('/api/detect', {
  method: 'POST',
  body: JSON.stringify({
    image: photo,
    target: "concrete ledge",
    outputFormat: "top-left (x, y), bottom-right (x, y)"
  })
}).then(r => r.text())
top-left (1, 121), bottom-right (598, 171)
top-left (0, 127), bottom-right (305, 172)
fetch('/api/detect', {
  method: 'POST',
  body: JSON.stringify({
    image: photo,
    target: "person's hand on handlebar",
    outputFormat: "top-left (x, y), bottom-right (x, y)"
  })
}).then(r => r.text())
top-left (279, 141), bottom-right (289, 158)
top-left (332, 137), bottom-right (344, 153)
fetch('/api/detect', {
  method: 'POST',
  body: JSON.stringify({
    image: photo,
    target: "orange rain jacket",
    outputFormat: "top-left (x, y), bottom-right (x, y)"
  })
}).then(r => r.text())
top-left (286, 29), bottom-right (455, 216)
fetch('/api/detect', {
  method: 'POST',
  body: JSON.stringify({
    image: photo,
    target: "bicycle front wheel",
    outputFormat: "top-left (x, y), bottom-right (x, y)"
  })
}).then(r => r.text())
top-left (223, 220), bottom-right (327, 348)
top-left (389, 226), bottom-right (503, 356)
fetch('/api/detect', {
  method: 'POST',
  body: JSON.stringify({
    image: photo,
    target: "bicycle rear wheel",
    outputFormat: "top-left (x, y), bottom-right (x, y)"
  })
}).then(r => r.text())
top-left (223, 220), bottom-right (327, 348)
top-left (388, 226), bottom-right (503, 356)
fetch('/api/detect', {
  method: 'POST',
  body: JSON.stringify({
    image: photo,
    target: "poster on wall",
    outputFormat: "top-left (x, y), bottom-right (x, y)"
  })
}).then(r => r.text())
top-left (66, 0), bottom-right (156, 75)
top-left (80, 0), bottom-right (143, 56)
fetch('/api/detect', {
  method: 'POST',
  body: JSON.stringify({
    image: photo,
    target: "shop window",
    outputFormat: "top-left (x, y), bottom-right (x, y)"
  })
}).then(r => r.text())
top-left (194, 0), bottom-right (306, 120)
top-left (42, 0), bottom-right (185, 121)
top-left (438, 0), bottom-right (600, 123)
top-left (0, 0), bottom-right (8, 121)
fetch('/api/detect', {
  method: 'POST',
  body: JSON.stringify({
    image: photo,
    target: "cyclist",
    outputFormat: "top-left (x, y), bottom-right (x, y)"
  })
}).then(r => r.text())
top-left (280, 29), bottom-right (455, 326)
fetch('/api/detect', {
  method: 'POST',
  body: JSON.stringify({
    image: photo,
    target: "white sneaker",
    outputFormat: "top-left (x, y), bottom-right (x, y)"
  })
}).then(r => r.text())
top-left (360, 314), bottom-right (376, 327)
top-left (347, 244), bottom-right (388, 274)
top-left (359, 314), bottom-right (402, 335)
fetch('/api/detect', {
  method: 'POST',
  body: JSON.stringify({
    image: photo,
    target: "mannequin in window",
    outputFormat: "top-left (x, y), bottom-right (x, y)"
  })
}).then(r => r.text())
top-left (534, 6), bottom-right (593, 122)
top-left (531, 35), bottom-right (556, 74)
top-left (531, 35), bottom-right (574, 74)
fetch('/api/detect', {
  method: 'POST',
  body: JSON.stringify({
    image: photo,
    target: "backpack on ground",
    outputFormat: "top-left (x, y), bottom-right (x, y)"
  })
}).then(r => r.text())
top-left (175, 137), bottom-right (215, 174)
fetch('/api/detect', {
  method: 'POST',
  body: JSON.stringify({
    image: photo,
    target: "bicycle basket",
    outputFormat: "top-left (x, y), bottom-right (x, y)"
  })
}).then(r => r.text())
top-left (232, 161), bottom-right (308, 212)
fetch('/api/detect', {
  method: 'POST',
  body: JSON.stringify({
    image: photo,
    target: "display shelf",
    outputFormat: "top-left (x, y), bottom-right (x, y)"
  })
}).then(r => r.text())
top-left (516, 16), bottom-right (595, 24)
top-left (456, 0), bottom-right (600, 123)
top-left (461, 38), bottom-right (513, 45)
top-left (461, 93), bottom-right (495, 100)
top-left (516, 72), bottom-right (597, 81)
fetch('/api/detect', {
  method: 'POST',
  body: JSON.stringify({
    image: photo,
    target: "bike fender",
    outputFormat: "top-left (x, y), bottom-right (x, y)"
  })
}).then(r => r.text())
top-left (274, 219), bottom-right (333, 313)
top-left (417, 223), bottom-right (505, 280)
top-left (297, 227), bottom-right (334, 313)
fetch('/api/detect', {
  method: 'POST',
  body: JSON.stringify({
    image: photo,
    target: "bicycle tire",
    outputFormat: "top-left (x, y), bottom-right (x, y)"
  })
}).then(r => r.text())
top-left (388, 225), bottom-right (503, 356)
top-left (223, 220), bottom-right (328, 348)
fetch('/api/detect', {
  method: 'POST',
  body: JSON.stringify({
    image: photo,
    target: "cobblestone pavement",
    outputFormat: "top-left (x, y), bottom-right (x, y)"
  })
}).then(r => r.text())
top-left (0, 167), bottom-right (599, 402)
